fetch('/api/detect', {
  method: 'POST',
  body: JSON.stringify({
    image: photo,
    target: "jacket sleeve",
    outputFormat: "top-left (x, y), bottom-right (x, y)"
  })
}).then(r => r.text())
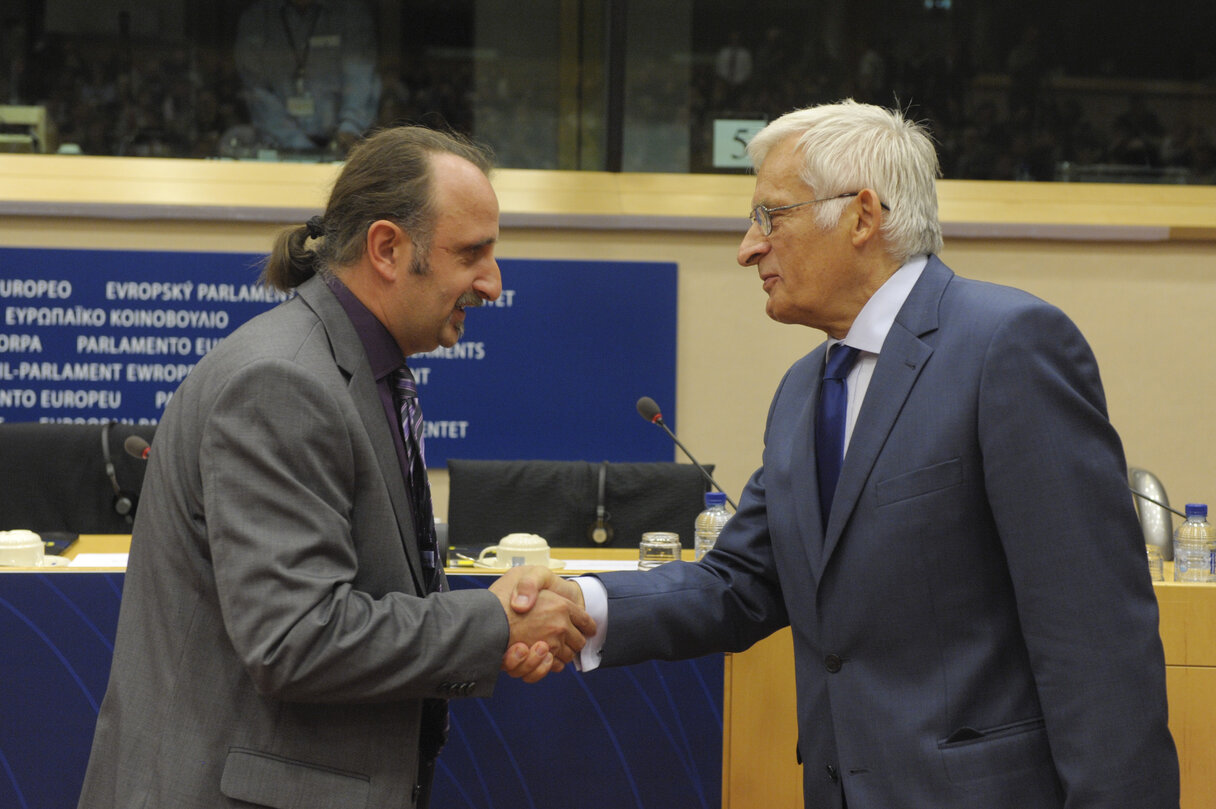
top-left (976, 301), bottom-right (1178, 807)
top-left (593, 375), bottom-right (793, 666)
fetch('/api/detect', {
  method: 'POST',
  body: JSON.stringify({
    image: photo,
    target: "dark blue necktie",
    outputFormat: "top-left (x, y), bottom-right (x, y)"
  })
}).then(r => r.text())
top-left (816, 344), bottom-right (861, 530)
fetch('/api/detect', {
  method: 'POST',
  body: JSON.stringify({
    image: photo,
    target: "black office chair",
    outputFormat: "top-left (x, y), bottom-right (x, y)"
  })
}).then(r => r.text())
top-left (0, 422), bottom-right (156, 536)
top-left (446, 459), bottom-right (713, 549)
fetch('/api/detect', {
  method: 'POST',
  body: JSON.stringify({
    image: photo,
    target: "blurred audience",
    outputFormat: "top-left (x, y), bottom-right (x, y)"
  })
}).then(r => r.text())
top-left (233, 0), bottom-right (380, 157)
top-left (5, 8), bottom-right (1215, 184)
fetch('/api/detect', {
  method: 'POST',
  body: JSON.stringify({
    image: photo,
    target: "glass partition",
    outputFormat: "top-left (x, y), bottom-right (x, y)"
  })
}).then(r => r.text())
top-left (1, 0), bottom-right (1210, 184)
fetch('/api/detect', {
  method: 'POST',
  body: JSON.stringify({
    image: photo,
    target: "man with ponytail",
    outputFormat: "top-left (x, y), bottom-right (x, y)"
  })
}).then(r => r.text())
top-left (78, 127), bottom-right (593, 809)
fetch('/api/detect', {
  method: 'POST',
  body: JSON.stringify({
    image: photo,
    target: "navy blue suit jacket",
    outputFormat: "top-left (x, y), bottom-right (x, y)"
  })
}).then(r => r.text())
top-left (594, 256), bottom-right (1178, 808)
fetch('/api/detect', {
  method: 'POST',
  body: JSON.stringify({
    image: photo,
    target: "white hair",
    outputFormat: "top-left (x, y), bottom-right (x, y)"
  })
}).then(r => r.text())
top-left (747, 99), bottom-right (944, 262)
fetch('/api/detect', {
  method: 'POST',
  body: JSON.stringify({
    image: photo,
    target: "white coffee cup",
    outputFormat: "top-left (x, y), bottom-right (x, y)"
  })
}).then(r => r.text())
top-left (477, 533), bottom-right (551, 568)
top-left (0, 530), bottom-right (45, 567)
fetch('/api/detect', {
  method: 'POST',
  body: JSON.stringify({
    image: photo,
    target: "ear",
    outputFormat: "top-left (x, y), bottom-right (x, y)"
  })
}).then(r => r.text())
top-left (849, 188), bottom-right (885, 247)
top-left (365, 219), bottom-right (412, 282)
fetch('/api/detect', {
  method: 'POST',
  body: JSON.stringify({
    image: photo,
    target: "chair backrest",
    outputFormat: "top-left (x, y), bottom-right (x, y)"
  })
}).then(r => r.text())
top-left (0, 422), bottom-right (156, 536)
top-left (447, 459), bottom-right (713, 549)
top-left (1129, 466), bottom-right (1174, 560)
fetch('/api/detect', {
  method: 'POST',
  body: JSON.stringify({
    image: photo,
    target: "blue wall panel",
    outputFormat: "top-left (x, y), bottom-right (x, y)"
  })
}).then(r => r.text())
top-left (0, 249), bottom-right (678, 465)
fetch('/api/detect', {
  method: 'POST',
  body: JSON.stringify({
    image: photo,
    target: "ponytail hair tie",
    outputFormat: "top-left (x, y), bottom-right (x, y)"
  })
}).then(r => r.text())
top-left (305, 215), bottom-right (325, 239)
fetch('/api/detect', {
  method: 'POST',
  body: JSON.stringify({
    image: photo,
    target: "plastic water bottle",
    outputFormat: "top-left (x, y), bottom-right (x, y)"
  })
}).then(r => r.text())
top-left (695, 491), bottom-right (730, 561)
top-left (1172, 503), bottom-right (1216, 583)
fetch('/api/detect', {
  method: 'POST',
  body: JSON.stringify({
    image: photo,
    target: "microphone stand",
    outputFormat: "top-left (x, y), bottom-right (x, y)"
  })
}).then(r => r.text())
top-left (650, 415), bottom-right (738, 511)
top-left (1129, 487), bottom-right (1186, 519)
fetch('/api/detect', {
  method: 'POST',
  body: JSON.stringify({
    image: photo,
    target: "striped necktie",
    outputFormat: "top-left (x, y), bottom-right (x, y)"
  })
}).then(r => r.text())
top-left (393, 365), bottom-right (442, 594)
top-left (393, 366), bottom-right (450, 774)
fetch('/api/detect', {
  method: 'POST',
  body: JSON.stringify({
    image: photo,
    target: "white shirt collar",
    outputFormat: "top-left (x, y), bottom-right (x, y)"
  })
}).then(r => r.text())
top-left (831, 254), bottom-right (929, 355)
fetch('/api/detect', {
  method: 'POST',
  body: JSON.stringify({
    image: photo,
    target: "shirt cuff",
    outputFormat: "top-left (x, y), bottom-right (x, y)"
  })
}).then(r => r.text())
top-left (572, 576), bottom-right (608, 672)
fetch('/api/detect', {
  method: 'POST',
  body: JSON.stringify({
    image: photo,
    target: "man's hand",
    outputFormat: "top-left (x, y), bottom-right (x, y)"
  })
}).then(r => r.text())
top-left (330, 129), bottom-right (360, 156)
top-left (507, 566), bottom-right (587, 614)
top-left (489, 566), bottom-right (594, 684)
top-left (500, 639), bottom-right (560, 684)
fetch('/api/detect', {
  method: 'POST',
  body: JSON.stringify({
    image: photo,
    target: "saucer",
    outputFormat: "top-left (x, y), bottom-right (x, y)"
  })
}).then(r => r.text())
top-left (473, 558), bottom-right (566, 571)
top-left (0, 555), bottom-right (69, 568)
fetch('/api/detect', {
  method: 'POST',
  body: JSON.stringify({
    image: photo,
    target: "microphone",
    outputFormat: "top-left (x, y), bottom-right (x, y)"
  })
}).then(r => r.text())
top-left (124, 435), bottom-right (151, 461)
top-left (587, 461), bottom-right (614, 545)
top-left (635, 396), bottom-right (738, 510)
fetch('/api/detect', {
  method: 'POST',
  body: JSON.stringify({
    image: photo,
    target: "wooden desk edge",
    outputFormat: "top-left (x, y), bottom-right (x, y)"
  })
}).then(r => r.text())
top-left (8, 536), bottom-right (688, 574)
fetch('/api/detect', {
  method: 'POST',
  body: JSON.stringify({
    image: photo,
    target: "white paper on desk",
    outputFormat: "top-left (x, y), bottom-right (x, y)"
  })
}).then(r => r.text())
top-left (68, 553), bottom-right (129, 568)
top-left (561, 559), bottom-right (640, 572)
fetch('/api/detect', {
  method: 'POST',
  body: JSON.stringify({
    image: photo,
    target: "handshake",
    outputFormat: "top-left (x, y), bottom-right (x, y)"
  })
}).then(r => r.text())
top-left (488, 566), bottom-right (593, 683)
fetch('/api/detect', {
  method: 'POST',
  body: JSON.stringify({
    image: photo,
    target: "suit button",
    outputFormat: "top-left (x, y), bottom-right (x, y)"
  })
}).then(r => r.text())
top-left (824, 654), bottom-right (843, 673)
top-left (825, 764), bottom-right (839, 782)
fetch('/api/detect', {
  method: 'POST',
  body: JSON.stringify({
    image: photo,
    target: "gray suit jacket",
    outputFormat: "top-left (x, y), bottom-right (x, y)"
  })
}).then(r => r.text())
top-left (78, 275), bottom-right (507, 809)
top-left (594, 257), bottom-right (1178, 809)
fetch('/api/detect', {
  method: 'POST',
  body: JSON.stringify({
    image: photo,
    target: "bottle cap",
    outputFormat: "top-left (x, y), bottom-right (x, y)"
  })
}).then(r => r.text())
top-left (1185, 503), bottom-right (1208, 518)
top-left (705, 491), bottom-right (727, 507)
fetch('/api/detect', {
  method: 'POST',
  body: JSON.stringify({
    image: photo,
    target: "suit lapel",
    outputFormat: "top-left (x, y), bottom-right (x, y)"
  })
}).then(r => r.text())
top-left (820, 258), bottom-right (952, 568)
top-left (297, 276), bottom-right (428, 594)
top-left (790, 347), bottom-right (830, 583)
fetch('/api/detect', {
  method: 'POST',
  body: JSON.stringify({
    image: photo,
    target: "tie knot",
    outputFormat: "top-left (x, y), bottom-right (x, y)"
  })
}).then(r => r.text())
top-left (394, 366), bottom-right (418, 399)
top-left (824, 344), bottom-right (861, 381)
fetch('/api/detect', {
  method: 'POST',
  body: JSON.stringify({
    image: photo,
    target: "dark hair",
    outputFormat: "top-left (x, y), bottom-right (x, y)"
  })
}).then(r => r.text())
top-left (261, 127), bottom-right (494, 291)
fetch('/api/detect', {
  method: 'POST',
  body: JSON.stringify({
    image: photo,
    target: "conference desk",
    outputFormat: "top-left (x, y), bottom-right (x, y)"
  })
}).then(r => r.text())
top-left (3, 538), bottom-right (1212, 809)
top-left (1, 538), bottom-right (723, 809)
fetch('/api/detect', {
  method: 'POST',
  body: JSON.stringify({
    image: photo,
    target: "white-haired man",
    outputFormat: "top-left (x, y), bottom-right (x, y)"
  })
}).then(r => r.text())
top-left (527, 99), bottom-right (1178, 809)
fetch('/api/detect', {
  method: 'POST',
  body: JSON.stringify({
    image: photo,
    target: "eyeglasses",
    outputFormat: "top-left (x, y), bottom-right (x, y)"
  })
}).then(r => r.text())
top-left (748, 192), bottom-right (890, 236)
